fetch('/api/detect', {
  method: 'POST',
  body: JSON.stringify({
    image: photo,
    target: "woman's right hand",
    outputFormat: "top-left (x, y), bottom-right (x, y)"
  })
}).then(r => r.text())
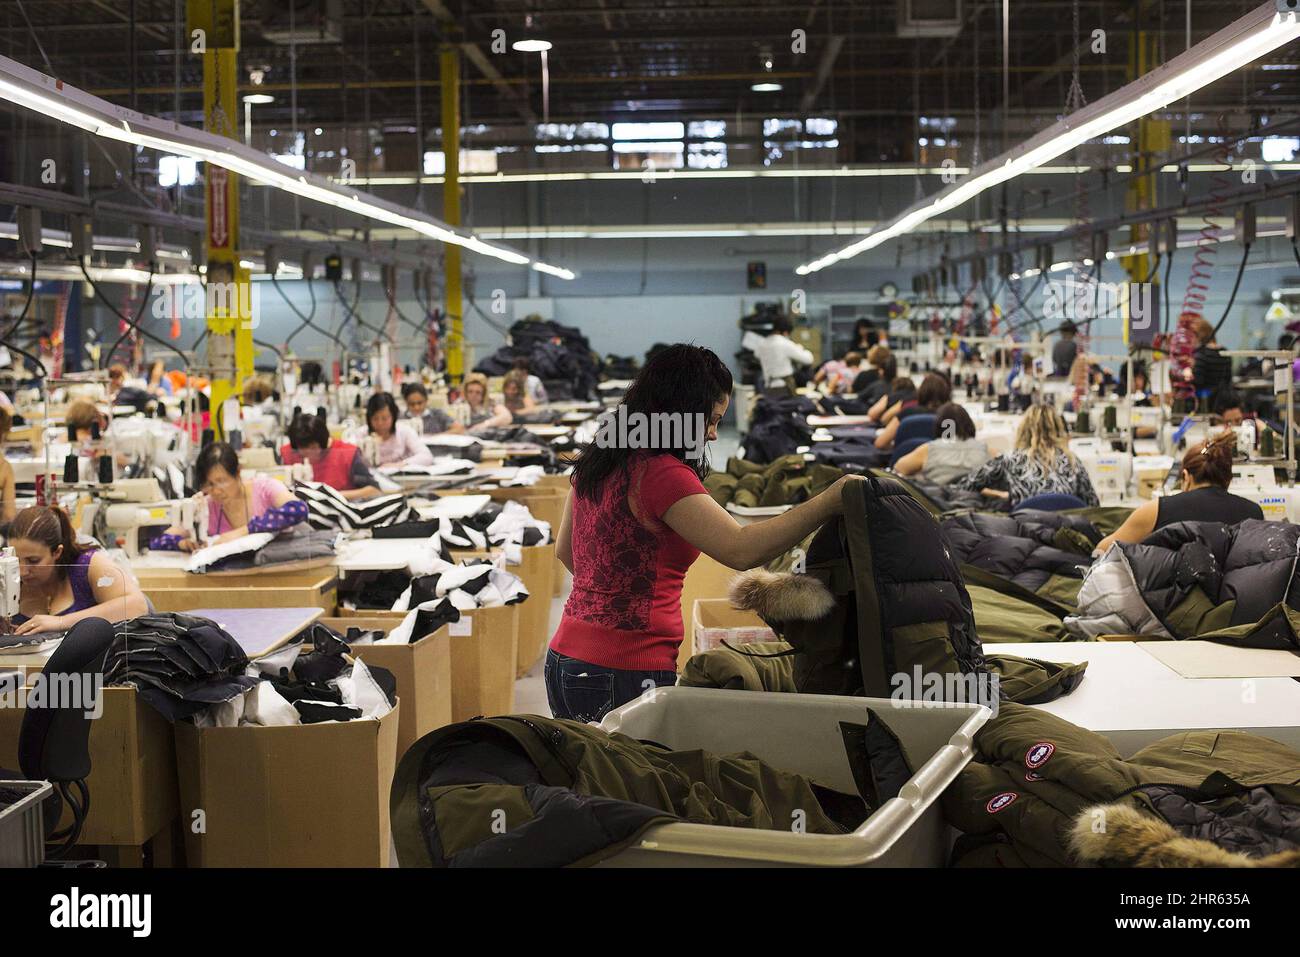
top-left (177, 538), bottom-right (200, 553)
top-left (830, 474), bottom-right (867, 512)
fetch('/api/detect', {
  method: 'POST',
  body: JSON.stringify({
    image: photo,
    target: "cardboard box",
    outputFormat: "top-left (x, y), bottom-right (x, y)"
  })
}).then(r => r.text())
top-left (692, 598), bottom-right (776, 654)
top-left (448, 544), bottom-right (555, 677)
top-left (677, 554), bottom-right (738, 670)
top-left (319, 616), bottom-right (453, 761)
top-left (174, 704), bottom-right (399, 867)
top-left (139, 567), bottom-right (338, 613)
top-left (337, 604), bottom-right (519, 721)
top-left (0, 685), bottom-right (177, 848)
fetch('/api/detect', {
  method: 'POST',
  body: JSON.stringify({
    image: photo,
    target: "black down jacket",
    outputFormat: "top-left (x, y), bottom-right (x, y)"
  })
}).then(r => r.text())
top-left (1068, 518), bottom-right (1300, 640)
top-left (941, 509), bottom-right (1102, 597)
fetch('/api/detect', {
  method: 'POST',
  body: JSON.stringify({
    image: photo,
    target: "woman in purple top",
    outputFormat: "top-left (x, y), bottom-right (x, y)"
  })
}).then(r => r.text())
top-left (150, 442), bottom-right (309, 553)
top-left (10, 505), bottom-right (149, 634)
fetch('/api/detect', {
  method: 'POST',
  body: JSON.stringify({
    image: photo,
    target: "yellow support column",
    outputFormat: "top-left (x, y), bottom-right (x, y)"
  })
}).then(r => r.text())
top-left (190, 0), bottom-right (252, 437)
top-left (441, 47), bottom-right (463, 384)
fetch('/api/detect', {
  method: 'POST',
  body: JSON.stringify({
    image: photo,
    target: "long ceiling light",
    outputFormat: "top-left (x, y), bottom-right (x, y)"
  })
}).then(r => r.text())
top-left (0, 54), bottom-right (576, 279)
top-left (797, 2), bottom-right (1300, 276)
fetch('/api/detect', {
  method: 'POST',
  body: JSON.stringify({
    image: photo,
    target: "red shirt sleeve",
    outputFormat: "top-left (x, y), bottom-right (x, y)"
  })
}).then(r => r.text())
top-left (634, 454), bottom-right (708, 520)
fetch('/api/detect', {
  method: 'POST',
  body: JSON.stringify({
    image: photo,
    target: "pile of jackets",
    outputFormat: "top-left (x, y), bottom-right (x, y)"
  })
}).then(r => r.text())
top-left (602, 354), bottom-right (638, 379)
top-left (704, 455), bottom-right (842, 509)
top-left (1067, 518), bottom-right (1300, 642)
top-left (103, 613), bottom-right (259, 721)
top-left (944, 701), bottom-right (1300, 867)
top-left (940, 509), bottom-right (1111, 609)
top-left (391, 714), bottom-right (871, 867)
top-left (474, 319), bottom-right (600, 400)
top-left (742, 394), bottom-right (876, 466)
top-left (722, 474), bottom-right (1087, 705)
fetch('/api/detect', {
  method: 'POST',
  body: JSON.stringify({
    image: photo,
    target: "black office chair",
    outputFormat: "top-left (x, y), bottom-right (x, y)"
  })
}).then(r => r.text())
top-left (6, 618), bottom-right (115, 859)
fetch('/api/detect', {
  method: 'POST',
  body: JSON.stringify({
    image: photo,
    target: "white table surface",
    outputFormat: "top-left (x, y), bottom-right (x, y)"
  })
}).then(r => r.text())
top-left (995, 641), bottom-right (1300, 753)
top-left (335, 537), bottom-right (444, 573)
top-left (415, 494), bottom-right (493, 520)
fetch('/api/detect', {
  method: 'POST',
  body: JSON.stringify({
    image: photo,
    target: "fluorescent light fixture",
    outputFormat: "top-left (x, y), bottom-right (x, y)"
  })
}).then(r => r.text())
top-left (796, 3), bottom-right (1300, 275)
top-left (751, 82), bottom-right (783, 92)
top-left (242, 93), bottom-right (275, 105)
top-left (512, 38), bottom-right (552, 52)
top-left (0, 54), bottom-right (575, 279)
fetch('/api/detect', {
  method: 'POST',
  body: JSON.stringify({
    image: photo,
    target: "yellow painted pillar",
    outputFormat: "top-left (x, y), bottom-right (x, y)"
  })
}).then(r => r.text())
top-left (190, 0), bottom-right (252, 437)
top-left (441, 47), bottom-right (463, 384)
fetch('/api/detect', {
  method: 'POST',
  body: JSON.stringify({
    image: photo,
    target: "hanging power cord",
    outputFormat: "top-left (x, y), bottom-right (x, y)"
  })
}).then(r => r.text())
top-left (79, 258), bottom-right (186, 370)
top-left (273, 272), bottom-right (343, 354)
top-left (1210, 242), bottom-right (1251, 336)
top-left (382, 273), bottom-right (426, 336)
top-left (0, 250), bottom-right (39, 344)
top-left (333, 277), bottom-right (383, 339)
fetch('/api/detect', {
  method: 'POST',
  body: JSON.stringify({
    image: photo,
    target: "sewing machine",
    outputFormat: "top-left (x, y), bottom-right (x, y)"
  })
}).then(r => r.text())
top-left (82, 479), bottom-right (206, 559)
top-left (0, 547), bottom-right (19, 620)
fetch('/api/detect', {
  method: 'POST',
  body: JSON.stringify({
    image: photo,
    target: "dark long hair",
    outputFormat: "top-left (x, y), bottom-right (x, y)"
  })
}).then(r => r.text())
top-left (571, 344), bottom-right (732, 500)
top-left (9, 506), bottom-right (88, 579)
top-left (366, 392), bottom-right (400, 433)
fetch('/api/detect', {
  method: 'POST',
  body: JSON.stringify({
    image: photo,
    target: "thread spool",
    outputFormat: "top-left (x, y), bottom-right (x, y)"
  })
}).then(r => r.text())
top-left (1075, 410), bottom-right (1092, 434)
top-left (97, 455), bottom-right (113, 484)
top-left (1102, 405), bottom-right (1118, 434)
top-left (62, 453), bottom-right (79, 484)
top-left (1262, 428), bottom-right (1276, 458)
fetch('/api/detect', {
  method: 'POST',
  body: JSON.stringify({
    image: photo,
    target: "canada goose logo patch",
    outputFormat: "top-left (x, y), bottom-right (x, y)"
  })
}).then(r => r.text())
top-left (986, 791), bottom-right (1018, 814)
top-left (1025, 742), bottom-right (1055, 769)
top-left (1025, 771), bottom-right (1043, 782)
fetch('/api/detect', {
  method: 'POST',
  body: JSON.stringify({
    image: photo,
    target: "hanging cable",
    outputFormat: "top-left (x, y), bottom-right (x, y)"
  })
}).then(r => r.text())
top-left (382, 274), bottom-right (425, 336)
top-left (0, 250), bottom-right (39, 344)
top-left (1210, 242), bottom-right (1251, 336)
top-left (333, 278), bottom-right (383, 339)
top-left (79, 259), bottom-right (185, 371)
top-left (274, 273), bottom-right (343, 353)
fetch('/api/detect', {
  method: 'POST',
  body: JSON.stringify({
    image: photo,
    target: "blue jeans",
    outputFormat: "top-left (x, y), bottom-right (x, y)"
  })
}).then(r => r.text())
top-left (543, 649), bottom-right (677, 723)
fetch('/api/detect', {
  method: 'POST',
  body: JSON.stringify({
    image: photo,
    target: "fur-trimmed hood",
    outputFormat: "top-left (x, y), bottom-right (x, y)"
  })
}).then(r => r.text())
top-left (1071, 803), bottom-right (1300, 868)
top-left (728, 570), bottom-right (835, 623)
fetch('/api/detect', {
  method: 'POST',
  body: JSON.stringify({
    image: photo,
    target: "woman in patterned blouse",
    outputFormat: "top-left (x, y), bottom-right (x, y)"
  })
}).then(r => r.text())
top-left (953, 404), bottom-right (1098, 507)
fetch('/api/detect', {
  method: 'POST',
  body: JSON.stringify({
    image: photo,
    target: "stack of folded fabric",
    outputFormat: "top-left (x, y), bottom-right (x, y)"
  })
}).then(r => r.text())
top-left (704, 455), bottom-right (842, 508)
top-left (294, 480), bottom-right (415, 530)
top-left (194, 626), bottom-right (397, 728)
top-left (103, 612), bottom-right (261, 721)
top-left (187, 528), bottom-right (339, 574)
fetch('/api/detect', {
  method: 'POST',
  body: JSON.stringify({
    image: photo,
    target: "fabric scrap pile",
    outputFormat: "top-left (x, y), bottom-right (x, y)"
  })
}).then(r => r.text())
top-left (195, 626), bottom-right (396, 728)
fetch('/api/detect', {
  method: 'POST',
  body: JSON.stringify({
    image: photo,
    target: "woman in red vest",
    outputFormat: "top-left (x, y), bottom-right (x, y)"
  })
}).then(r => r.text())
top-left (280, 413), bottom-right (380, 501)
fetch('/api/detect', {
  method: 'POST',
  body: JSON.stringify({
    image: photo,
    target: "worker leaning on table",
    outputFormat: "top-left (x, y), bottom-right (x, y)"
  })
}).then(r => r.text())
top-left (547, 343), bottom-right (865, 723)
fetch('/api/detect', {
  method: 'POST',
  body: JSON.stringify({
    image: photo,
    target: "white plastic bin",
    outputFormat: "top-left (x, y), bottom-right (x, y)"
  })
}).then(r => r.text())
top-left (0, 780), bottom-right (51, 868)
top-left (597, 687), bottom-right (989, 867)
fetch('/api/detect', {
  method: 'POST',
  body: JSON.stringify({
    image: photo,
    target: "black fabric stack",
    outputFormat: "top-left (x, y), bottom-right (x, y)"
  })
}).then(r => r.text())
top-left (267, 624), bottom-right (397, 723)
top-left (473, 319), bottom-right (601, 400)
top-left (103, 613), bottom-right (259, 722)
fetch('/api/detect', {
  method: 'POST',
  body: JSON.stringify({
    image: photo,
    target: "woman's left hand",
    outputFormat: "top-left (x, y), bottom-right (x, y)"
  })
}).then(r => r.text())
top-left (15, 614), bottom-right (68, 635)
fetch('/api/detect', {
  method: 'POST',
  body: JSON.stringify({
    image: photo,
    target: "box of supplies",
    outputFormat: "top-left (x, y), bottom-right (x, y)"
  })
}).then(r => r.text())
top-left (692, 599), bottom-right (776, 654)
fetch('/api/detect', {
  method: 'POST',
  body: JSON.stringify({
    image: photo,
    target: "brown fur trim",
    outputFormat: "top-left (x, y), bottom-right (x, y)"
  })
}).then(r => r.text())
top-left (1070, 803), bottom-right (1300, 868)
top-left (728, 570), bottom-right (835, 622)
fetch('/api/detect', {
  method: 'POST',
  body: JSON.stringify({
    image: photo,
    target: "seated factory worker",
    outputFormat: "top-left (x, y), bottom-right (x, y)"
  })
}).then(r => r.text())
top-left (364, 392), bottom-right (433, 468)
top-left (853, 345), bottom-right (896, 402)
top-left (867, 376), bottom-right (917, 426)
top-left (280, 413), bottom-right (381, 501)
top-left (874, 372), bottom-right (951, 450)
top-left (1092, 431), bottom-right (1262, 556)
top-left (65, 399), bottom-right (108, 444)
top-left (9, 505), bottom-right (149, 635)
top-left (455, 373), bottom-right (513, 433)
top-left (814, 351), bottom-right (863, 394)
top-left (952, 404), bottom-right (1099, 507)
top-left (893, 404), bottom-right (990, 484)
top-left (149, 442), bottom-right (308, 553)
top-left (501, 370), bottom-right (537, 418)
top-left (512, 357), bottom-right (549, 405)
top-left (401, 382), bottom-right (464, 434)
